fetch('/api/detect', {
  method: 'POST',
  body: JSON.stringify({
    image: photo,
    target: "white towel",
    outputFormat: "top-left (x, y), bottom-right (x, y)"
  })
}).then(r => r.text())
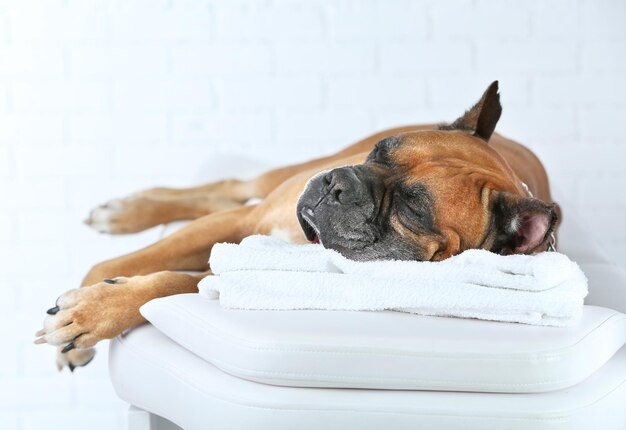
top-left (199, 235), bottom-right (588, 327)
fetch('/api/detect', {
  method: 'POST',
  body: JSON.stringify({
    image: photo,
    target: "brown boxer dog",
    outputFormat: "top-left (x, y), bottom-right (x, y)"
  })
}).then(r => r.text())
top-left (35, 81), bottom-right (559, 371)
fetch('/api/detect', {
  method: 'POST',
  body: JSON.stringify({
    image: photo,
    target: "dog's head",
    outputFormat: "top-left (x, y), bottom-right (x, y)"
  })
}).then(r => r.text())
top-left (296, 81), bottom-right (558, 261)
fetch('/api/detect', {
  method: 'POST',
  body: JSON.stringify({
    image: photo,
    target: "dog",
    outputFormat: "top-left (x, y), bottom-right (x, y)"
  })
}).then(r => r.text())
top-left (35, 81), bottom-right (559, 371)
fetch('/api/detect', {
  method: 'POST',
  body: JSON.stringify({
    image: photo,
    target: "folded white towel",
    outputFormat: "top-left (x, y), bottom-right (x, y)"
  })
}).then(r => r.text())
top-left (199, 235), bottom-right (588, 327)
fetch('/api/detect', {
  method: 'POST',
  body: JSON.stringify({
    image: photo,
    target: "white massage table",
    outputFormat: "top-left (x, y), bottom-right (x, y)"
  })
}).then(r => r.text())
top-left (108, 155), bottom-right (626, 429)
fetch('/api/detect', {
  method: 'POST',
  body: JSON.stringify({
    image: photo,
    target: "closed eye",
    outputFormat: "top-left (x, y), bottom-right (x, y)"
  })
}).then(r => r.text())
top-left (393, 184), bottom-right (437, 233)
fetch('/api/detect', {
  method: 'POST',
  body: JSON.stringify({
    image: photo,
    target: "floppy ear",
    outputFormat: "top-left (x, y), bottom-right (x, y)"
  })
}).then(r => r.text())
top-left (439, 80), bottom-right (502, 142)
top-left (491, 191), bottom-right (558, 255)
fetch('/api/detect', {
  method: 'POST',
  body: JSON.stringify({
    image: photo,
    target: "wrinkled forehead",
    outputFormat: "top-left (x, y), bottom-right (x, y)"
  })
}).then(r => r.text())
top-left (393, 130), bottom-right (502, 166)
top-left (379, 131), bottom-right (519, 187)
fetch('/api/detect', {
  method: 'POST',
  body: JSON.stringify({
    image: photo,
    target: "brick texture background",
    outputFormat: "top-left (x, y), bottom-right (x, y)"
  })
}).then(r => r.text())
top-left (1, 0), bottom-right (625, 428)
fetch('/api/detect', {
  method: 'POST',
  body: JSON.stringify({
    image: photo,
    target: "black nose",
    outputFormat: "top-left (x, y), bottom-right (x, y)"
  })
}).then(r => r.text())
top-left (323, 168), bottom-right (365, 204)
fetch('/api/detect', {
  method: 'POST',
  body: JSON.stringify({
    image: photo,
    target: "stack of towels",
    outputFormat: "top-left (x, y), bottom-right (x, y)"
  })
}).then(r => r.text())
top-left (198, 235), bottom-right (588, 327)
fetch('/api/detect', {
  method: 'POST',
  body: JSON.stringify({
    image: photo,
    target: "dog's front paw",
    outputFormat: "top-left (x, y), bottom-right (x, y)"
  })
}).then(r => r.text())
top-left (54, 345), bottom-right (96, 372)
top-left (35, 278), bottom-right (145, 370)
top-left (85, 194), bottom-right (155, 234)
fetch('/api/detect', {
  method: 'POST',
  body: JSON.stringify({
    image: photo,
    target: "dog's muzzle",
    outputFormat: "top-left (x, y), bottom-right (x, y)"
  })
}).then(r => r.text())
top-left (296, 166), bottom-right (382, 245)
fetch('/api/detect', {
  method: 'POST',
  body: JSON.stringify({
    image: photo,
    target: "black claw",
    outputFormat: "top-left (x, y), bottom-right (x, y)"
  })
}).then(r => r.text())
top-left (46, 306), bottom-right (60, 315)
top-left (61, 342), bottom-right (75, 353)
top-left (69, 363), bottom-right (76, 372)
top-left (103, 278), bottom-right (116, 284)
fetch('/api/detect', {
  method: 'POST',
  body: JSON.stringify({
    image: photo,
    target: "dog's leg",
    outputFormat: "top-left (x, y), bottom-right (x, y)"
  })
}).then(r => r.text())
top-left (36, 205), bottom-right (258, 370)
top-left (37, 271), bottom-right (208, 371)
top-left (85, 155), bottom-right (356, 234)
top-left (85, 184), bottom-right (247, 234)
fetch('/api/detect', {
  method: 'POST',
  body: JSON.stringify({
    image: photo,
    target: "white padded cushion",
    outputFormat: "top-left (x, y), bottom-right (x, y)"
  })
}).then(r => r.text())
top-left (140, 294), bottom-right (626, 393)
top-left (109, 324), bottom-right (626, 430)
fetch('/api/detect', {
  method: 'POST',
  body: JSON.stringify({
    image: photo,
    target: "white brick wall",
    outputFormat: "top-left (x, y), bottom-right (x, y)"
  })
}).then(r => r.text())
top-left (1, 0), bottom-right (625, 428)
